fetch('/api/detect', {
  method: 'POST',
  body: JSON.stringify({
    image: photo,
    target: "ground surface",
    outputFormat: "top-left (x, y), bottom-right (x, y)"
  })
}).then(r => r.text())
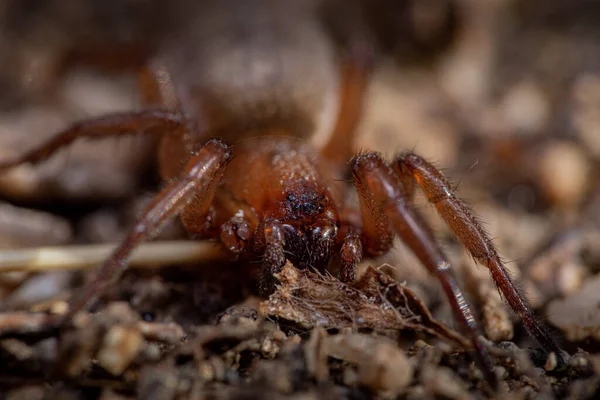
top-left (0, 1), bottom-right (600, 399)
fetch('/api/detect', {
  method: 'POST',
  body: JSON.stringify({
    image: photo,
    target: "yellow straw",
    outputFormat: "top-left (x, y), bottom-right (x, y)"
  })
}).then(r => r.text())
top-left (0, 240), bottom-right (227, 273)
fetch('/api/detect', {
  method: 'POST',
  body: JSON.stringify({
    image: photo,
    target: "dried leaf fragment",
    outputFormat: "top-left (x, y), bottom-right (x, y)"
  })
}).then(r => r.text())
top-left (260, 263), bottom-right (470, 349)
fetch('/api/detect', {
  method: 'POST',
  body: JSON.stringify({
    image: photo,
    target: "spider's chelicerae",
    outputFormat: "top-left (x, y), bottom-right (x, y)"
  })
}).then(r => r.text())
top-left (0, 0), bottom-right (565, 388)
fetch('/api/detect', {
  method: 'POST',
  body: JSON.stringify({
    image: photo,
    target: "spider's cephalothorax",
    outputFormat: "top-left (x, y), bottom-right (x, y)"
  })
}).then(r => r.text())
top-left (212, 137), bottom-right (343, 290)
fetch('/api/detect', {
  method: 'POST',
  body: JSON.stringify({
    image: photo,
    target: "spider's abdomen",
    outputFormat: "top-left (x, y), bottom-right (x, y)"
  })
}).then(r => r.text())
top-left (150, 0), bottom-right (340, 154)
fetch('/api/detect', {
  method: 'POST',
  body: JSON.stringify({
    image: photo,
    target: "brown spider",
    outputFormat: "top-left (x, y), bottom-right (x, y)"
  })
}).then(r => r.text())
top-left (0, 0), bottom-right (564, 388)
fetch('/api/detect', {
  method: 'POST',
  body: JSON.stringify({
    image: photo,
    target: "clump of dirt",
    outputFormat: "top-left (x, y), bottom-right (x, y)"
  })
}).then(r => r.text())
top-left (0, 265), bottom-right (563, 399)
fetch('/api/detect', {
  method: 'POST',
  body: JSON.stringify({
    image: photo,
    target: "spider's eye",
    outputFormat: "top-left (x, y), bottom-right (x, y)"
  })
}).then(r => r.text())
top-left (286, 194), bottom-right (297, 202)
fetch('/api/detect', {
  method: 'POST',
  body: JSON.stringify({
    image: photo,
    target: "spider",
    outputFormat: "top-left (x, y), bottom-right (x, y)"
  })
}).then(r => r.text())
top-left (0, 0), bottom-right (564, 388)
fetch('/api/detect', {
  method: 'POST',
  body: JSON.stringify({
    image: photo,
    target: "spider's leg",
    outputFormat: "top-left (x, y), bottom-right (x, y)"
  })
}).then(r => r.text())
top-left (320, 41), bottom-right (372, 167)
top-left (317, 41), bottom-right (372, 283)
top-left (253, 218), bottom-right (286, 296)
top-left (351, 151), bottom-right (497, 388)
top-left (60, 139), bottom-right (230, 323)
top-left (396, 152), bottom-right (567, 362)
top-left (0, 110), bottom-right (185, 169)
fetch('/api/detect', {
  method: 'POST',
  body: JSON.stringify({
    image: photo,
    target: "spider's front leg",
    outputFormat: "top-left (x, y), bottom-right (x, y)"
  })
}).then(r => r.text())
top-left (397, 153), bottom-right (568, 362)
top-left (59, 139), bottom-right (231, 324)
top-left (0, 109), bottom-right (228, 328)
top-left (351, 152), bottom-right (497, 388)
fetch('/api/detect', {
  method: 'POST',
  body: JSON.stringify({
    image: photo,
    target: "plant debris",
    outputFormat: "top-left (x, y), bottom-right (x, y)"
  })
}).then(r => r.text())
top-left (260, 263), bottom-right (470, 349)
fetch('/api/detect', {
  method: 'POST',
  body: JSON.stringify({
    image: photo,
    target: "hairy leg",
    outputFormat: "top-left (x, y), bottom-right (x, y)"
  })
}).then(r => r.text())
top-left (318, 41), bottom-right (372, 280)
top-left (0, 110), bottom-right (185, 168)
top-left (397, 152), bottom-right (567, 362)
top-left (61, 139), bottom-right (230, 322)
top-left (352, 151), bottom-right (497, 388)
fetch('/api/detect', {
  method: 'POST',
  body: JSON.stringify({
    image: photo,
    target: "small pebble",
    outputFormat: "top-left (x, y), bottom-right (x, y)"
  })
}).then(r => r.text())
top-left (544, 352), bottom-right (558, 372)
top-left (537, 141), bottom-right (590, 208)
top-left (97, 325), bottom-right (143, 375)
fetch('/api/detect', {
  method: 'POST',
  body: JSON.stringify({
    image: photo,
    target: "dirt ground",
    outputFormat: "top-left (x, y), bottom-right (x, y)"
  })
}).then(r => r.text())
top-left (0, 1), bottom-right (600, 399)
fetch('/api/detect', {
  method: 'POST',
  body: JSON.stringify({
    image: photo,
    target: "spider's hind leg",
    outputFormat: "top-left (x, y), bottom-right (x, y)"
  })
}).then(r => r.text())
top-left (319, 41), bottom-right (372, 168)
